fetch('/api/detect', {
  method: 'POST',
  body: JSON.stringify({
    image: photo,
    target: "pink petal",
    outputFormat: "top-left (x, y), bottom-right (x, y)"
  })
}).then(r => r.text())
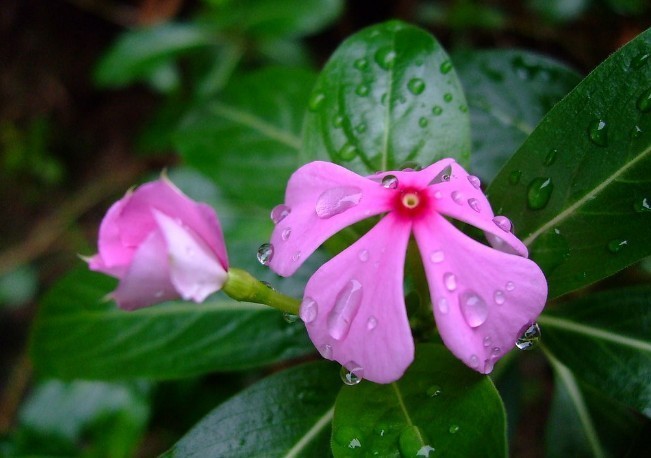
top-left (424, 161), bottom-right (528, 257)
top-left (94, 191), bottom-right (134, 272)
top-left (413, 213), bottom-right (547, 374)
top-left (153, 210), bottom-right (228, 303)
top-left (112, 231), bottom-right (178, 310)
top-left (301, 214), bottom-right (414, 384)
top-left (268, 161), bottom-right (394, 277)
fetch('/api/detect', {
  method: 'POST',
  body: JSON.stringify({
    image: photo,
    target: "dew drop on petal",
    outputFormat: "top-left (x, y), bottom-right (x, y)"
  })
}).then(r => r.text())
top-left (381, 175), bottom-right (399, 189)
top-left (433, 191), bottom-right (443, 199)
top-left (366, 316), bottom-right (378, 331)
top-left (494, 290), bottom-right (505, 305)
top-left (340, 362), bottom-right (364, 385)
top-left (319, 344), bottom-right (333, 359)
top-left (300, 297), bottom-right (318, 324)
top-left (483, 336), bottom-right (492, 347)
top-left (492, 216), bottom-right (512, 232)
top-left (437, 297), bottom-right (449, 314)
top-left (492, 346), bottom-right (501, 356)
top-left (270, 204), bottom-right (291, 223)
top-left (468, 198), bottom-right (481, 212)
top-left (467, 175), bottom-right (481, 189)
top-left (451, 191), bottom-right (464, 205)
top-left (469, 354), bottom-right (479, 368)
top-left (327, 279), bottom-right (363, 340)
top-left (315, 186), bottom-right (362, 218)
top-left (358, 249), bottom-right (369, 262)
top-left (257, 243), bottom-right (273, 265)
top-left (460, 290), bottom-right (488, 328)
top-left (443, 273), bottom-right (457, 291)
top-left (429, 250), bottom-right (444, 263)
top-left (281, 227), bottom-right (291, 240)
top-left (516, 322), bottom-right (541, 350)
top-left (505, 281), bottom-right (515, 291)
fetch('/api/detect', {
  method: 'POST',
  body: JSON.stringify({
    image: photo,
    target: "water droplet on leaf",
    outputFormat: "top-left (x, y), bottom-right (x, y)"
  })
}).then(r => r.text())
top-left (607, 238), bottom-right (628, 253)
top-left (588, 119), bottom-right (608, 146)
top-left (418, 117), bottom-right (428, 128)
top-left (449, 424), bottom-right (460, 434)
top-left (527, 177), bottom-right (553, 210)
top-left (637, 88), bottom-right (651, 112)
top-left (440, 60), bottom-right (453, 74)
top-left (398, 426), bottom-right (432, 458)
top-left (407, 78), bottom-right (426, 95)
top-left (308, 92), bottom-right (325, 111)
top-left (460, 290), bottom-right (488, 328)
top-left (443, 93), bottom-right (453, 103)
top-left (509, 170), bottom-right (522, 185)
top-left (634, 197), bottom-right (651, 212)
top-left (426, 385), bottom-right (442, 397)
top-left (257, 243), bottom-right (273, 265)
top-left (316, 187), bottom-right (362, 218)
top-left (631, 52), bottom-right (650, 69)
top-left (375, 46), bottom-right (397, 70)
top-left (544, 149), bottom-right (558, 166)
top-left (354, 58), bottom-right (369, 70)
top-left (327, 279), bottom-right (363, 340)
top-left (516, 322), bottom-right (541, 350)
top-left (355, 84), bottom-right (370, 97)
top-left (338, 143), bottom-right (358, 161)
top-left (432, 105), bottom-right (443, 116)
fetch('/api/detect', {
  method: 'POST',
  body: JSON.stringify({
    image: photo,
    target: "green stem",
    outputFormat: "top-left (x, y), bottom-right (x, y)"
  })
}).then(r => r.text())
top-left (222, 267), bottom-right (301, 315)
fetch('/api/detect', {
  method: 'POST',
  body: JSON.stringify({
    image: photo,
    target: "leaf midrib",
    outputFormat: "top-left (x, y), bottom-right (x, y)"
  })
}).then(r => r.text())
top-left (380, 33), bottom-right (398, 170)
top-left (283, 405), bottom-right (334, 458)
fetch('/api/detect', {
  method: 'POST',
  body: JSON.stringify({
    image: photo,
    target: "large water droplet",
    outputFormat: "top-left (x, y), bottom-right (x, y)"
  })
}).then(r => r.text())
top-left (467, 198), bottom-right (481, 212)
top-left (432, 105), bottom-right (443, 116)
top-left (429, 165), bottom-right (452, 185)
top-left (340, 362), bottom-right (363, 385)
top-left (257, 243), bottom-right (273, 265)
top-left (451, 190), bottom-right (464, 205)
top-left (366, 316), bottom-right (378, 331)
top-left (429, 250), bottom-right (444, 263)
top-left (467, 175), bottom-right (481, 189)
top-left (375, 46), bottom-right (397, 70)
top-left (443, 272), bottom-right (457, 291)
top-left (588, 119), bottom-right (608, 146)
top-left (338, 143), bottom-right (358, 161)
top-left (607, 238), bottom-right (628, 253)
top-left (634, 197), bottom-right (651, 212)
top-left (516, 322), bottom-right (541, 350)
top-left (300, 297), bottom-right (318, 324)
top-left (544, 149), bottom-right (558, 166)
top-left (315, 187), bottom-right (362, 218)
top-left (637, 88), bottom-right (651, 112)
top-left (407, 78), bottom-right (426, 95)
top-left (270, 204), bottom-right (291, 223)
top-left (492, 216), bottom-right (512, 232)
top-left (459, 290), bottom-right (488, 328)
top-left (308, 92), bottom-right (325, 111)
top-left (381, 175), bottom-right (399, 189)
top-left (327, 280), bottom-right (363, 340)
top-left (440, 60), bottom-right (453, 74)
top-left (527, 177), bottom-right (553, 210)
top-left (494, 290), bottom-right (505, 305)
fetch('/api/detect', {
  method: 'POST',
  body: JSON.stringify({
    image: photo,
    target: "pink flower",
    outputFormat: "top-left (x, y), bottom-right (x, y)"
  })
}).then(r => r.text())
top-left (265, 160), bottom-right (547, 383)
top-left (88, 177), bottom-right (229, 310)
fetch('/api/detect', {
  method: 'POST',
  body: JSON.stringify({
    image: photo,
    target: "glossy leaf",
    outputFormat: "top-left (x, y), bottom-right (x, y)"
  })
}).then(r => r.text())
top-left (453, 49), bottom-right (581, 182)
top-left (302, 20), bottom-right (470, 174)
top-left (539, 285), bottom-right (651, 416)
top-left (487, 28), bottom-right (651, 298)
top-left (545, 353), bottom-right (649, 457)
top-left (30, 268), bottom-right (312, 380)
top-left (331, 344), bottom-right (506, 457)
top-left (175, 66), bottom-right (315, 209)
top-left (94, 23), bottom-right (215, 88)
top-left (162, 361), bottom-right (339, 457)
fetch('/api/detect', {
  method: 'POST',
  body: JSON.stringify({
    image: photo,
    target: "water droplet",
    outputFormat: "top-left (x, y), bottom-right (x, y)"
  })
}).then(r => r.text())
top-left (607, 238), bottom-right (628, 253)
top-left (516, 322), bottom-right (541, 350)
top-left (492, 216), bottom-right (512, 233)
top-left (459, 290), bottom-right (488, 328)
top-left (358, 249), bottom-right (369, 262)
top-left (637, 88), bottom-right (651, 112)
top-left (467, 198), bottom-right (481, 212)
top-left (483, 336), bottom-right (492, 347)
top-left (429, 165), bottom-right (452, 185)
top-left (632, 125), bottom-right (643, 138)
top-left (443, 272), bottom-right (457, 291)
top-left (418, 117), bottom-right (428, 128)
top-left (433, 191), bottom-right (442, 199)
top-left (270, 204), bottom-right (291, 223)
top-left (588, 119), bottom-right (608, 146)
top-left (451, 190), bottom-right (464, 205)
top-left (355, 122), bottom-right (367, 133)
top-left (467, 175), bottom-right (481, 189)
top-left (398, 426), bottom-right (432, 458)
top-left (367, 316), bottom-right (378, 331)
top-left (300, 297), bottom-right (318, 324)
top-left (354, 58), bottom-right (369, 70)
top-left (292, 251), bottom-right (301, 262)
top-left (437, 297), bottom-right (449, 314)
top-left (432, 105), bottom-right (443, 116)
top-left (426, 385), bottom-right (442, 397)
top-left (308, 92), bottom-right (325, 111)
top-left (407, 78), bottom-right (426, 95)
top-left (375, 46), bottom-right (397, 70)
top-left (631, 52), bottom-right (650, 69)
top-left (417, 445), bottom-right (436, 457)
top-left (449, 424), bottom-right (460, 434)
top-left (440, 60), bottom-right (453, 74)
top-left (334, 426), bottom-right (363, 449)
top-left (527, 177), bottom-right (554, 210)
top-left (443, 92), bottom-right (453, 103)
top-left (509, 170), bottom-right (522, 185)
top-left (333, 115), bottom-right (344, 128)
top-left (283, 312), bottom-right (298, 323)
top-left (257, 243), bottom-right (273, 265)
top-left (634, 197), bottom-right (651, 212)
top-left (338, 143), bottom-right (358, 161)
top-left (319, 344), bottom-right (333, 359)
top-left (429, 250), bottom-right (444, 263)
top-left (381, 175), bottom-right (399, 189)
top-left (281, 227), bottom-right (291, 241)
top-left (544, 149), bottom-right (558, 166)
top-left (327, 280), bottom-right (363, 340)
top-left (492, 346), bottom-right (501, 356)
top-left (505, 281), bottom-right (515, 291)
top-left (355, 84), bottom-right (370, 97)
top-left (341, 362), bottom-right (364, 385)
top-left (494, 290), bottom-right (505, 305)
top-left (469, 354), bottom-right (479, 368)
top-left (459, 104), bottom-right (468, 113)
top-left (315, 187), bottom-right (362, 218)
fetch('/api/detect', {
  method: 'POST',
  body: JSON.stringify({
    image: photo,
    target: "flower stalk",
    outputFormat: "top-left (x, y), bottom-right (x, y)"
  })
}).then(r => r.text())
top-left (223, 267), bottom-right (301, 315)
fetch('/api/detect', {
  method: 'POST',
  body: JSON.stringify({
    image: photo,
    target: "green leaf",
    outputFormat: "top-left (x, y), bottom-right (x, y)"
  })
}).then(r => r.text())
top-left (30, 268), bottom-right (312, 380)
top-left (162, 360), bottom-right (339, 457)
top-left (94, 22), bottom-right (216, 88)
top-left (453, 49), bottom-right (581, 182)
top-left (487, 29), bottom-right (651, 298)
top-left (527, 0), bottom-right (591, 23)
top-left (544, 352), bottom-right (649, 458)
top-left (302, 20), bottom-right (470, 174)
top-left (331, 344), bottom-right (506, 457)
top-left (538, 285), bottom-right (651, 416)
top-left (202, 0), bottom-right (344, 39)
top-left (13, 379), bottom-right (149, 457)
top-left (175, 66), bottom-right (316, 209)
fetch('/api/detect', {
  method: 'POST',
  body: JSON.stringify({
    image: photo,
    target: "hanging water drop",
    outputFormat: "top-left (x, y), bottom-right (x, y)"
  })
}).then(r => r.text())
top-left (527, 177), bottom-right (553, 210)
top-left (468, 198), bottom-right (481, 212)
top-left (381, 175), bottom-right (399, 189)
top-left (340, 362), bottom-right (364, 386)
top-left (516, 322), bottom-right (541, 350)
top-left (443, 273), bottom-right (457, 291)
top-left (300, 297), bottom-right (318, 324)
top-left (467, 175), bottom-right (481, 189)
top-left (270, 204), bottom-right (291, 223)
top-left (588, 119), bottom-right (608, 146)
top-left (327, 280), bottom-right (363, 340)
top-left (257, 243), bottom-right (274, 265)
top-left (459, 290), bottom-right (489, 328)
top-left (315, 187), bottom-right (362, 218)
top-left (407, 78), bottom-right (426, 95)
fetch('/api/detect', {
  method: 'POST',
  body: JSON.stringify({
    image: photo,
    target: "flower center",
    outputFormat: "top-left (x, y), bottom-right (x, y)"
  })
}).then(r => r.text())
top-left (393, 187), bottom-right (430, 220)
top-left (401, 192), bottom-right (420, 209)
